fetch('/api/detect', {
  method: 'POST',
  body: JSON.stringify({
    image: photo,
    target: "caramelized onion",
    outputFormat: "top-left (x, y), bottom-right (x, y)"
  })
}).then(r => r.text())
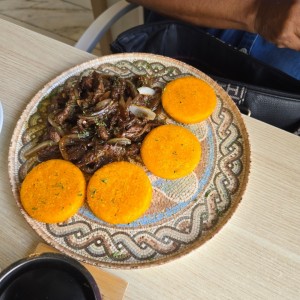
top-left (128, 104), bottom-right (156, 120)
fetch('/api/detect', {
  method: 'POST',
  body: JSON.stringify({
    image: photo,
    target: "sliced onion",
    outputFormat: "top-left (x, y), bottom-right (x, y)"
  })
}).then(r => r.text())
top-left (128, 104), bottom-right (156, 120)
top-left (137, 86), bottom-right (155, 96)
top-left (107, 138), bottom-right (131, 145)
top-left (24, 140), bottom-right (58, 158)
top-left (19, 157), bottom-right (39, 181)
top-left (94, 99), bottom-right (112, 111)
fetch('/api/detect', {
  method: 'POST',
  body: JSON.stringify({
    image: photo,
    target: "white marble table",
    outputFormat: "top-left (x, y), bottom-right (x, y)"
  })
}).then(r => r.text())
top-left (0, 18), bottom-right (299, 300)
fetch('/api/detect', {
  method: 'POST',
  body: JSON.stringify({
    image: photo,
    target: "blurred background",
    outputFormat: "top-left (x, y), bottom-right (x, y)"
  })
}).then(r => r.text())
top-left (0, 0), bottom-right (142, 55)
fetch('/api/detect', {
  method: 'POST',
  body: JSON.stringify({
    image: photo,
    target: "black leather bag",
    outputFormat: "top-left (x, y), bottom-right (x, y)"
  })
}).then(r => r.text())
top-left (111, 21), bottom-right (300, 133)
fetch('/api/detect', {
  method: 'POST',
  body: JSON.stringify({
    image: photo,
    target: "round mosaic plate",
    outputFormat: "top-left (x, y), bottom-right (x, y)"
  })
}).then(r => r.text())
top-left (9, 53), bottom-right (251, 268)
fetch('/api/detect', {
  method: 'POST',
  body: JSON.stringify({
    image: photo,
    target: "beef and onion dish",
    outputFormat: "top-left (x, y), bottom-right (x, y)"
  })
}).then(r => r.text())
top-left (22, 70), bottom-right (166, 177)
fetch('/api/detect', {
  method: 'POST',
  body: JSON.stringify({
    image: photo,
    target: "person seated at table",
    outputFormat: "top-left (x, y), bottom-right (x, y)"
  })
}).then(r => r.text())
top-left (127, 0), bottom-right (300, 80)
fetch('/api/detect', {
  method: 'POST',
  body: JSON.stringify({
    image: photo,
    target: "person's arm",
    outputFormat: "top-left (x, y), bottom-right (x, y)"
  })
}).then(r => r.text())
top-left (128, 0), bottom-right (300, 51)
top-left (129, 0), bottom-right (256, 31)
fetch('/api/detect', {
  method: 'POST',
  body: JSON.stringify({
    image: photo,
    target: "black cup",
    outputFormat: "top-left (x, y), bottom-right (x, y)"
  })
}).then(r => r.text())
top-left (0, 252), bottom-right (101, 300)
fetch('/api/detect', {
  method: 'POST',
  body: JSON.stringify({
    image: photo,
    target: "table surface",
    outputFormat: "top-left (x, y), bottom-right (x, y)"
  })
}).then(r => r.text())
top-left (0, 18), bottom-right (299, 300)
